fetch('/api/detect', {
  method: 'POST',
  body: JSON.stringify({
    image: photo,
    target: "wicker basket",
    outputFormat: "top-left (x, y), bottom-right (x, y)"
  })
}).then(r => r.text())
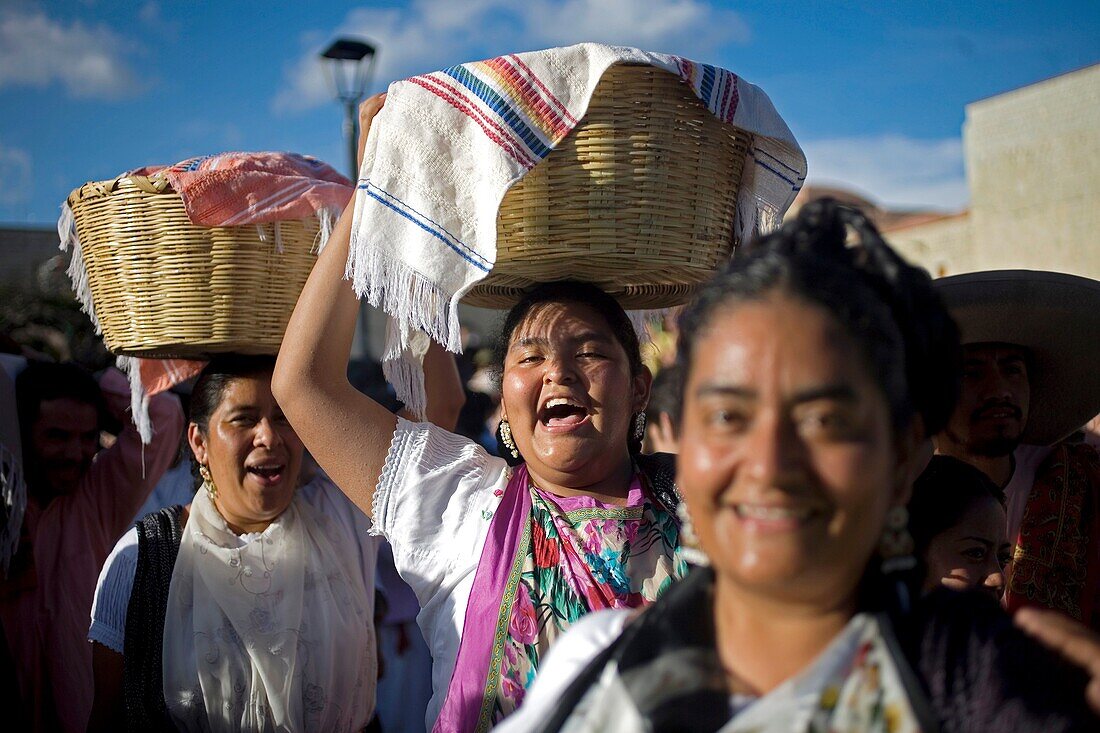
top-left (463, 64), bottom-right (751, 310)
top-left (66, 173), bottom-right (319, 358)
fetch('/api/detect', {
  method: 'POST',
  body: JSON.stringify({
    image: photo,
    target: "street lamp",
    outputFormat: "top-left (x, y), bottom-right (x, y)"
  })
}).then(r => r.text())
top-left (320, 37), bottom-right (378, 364)
top-left (320, 38), bottom-right (378, 179)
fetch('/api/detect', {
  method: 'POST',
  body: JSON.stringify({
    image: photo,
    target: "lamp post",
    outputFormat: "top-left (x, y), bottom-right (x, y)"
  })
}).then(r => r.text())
top-left (320, 38), bottom-right (378, 364)
top-left (320, 38), bottom-right (378, 179)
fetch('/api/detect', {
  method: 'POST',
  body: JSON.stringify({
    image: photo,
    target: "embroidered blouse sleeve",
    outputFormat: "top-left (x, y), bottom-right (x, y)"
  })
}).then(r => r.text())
top-left (88, 526), bottom-right (139, 654)
top-left (372, 417), bottom-right (509, 604)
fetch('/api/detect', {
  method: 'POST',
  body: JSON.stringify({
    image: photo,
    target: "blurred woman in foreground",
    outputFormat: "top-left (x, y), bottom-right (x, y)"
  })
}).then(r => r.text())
top-left (497, 200), bottom-right (1097, 732)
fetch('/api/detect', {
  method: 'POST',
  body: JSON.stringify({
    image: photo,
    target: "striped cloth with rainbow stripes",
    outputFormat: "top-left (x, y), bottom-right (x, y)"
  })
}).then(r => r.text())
top-left (348, 42), bottom-right (807, 417)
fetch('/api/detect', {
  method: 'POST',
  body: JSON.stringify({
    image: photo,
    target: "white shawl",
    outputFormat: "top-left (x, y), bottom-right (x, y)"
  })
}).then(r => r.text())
top-left (162, 489), bottom-right (376, 732)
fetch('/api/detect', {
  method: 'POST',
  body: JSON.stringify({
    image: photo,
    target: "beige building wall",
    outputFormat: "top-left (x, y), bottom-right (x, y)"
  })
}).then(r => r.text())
top-left (882, 63), bottom-right (1100, 280)
top-left (964, 63), bottom-right (1100, 279)
top-left (885, 212), bottom-right (973, 277)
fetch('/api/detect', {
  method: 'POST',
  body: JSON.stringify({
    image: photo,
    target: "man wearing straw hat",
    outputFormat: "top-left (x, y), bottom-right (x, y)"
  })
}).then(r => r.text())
top-left (933, 270), bottom-right (1100, 629)
top-left (0, 361), bottom-right (183, 732)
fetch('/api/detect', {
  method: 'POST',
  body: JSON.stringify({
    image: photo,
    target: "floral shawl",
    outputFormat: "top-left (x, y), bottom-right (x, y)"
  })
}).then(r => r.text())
top-left (433, 462), bottom-right (685, 732)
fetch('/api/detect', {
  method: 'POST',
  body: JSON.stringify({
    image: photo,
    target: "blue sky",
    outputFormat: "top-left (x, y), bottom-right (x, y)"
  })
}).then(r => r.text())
top-left (1, 0), bottom-right (1097, 225)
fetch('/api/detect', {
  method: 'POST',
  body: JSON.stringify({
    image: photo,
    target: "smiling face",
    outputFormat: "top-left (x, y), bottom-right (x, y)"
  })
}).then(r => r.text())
top-left (921, 493), bottom-right (1010, 600)
top-left (500, 300), bottom-right (650, 492)
top-left (941, 343), bottom-right (1030, 457)
top-left (677, 294), bottom-right (915, 605)
top-left (187, 373), bottom-right (304, 533)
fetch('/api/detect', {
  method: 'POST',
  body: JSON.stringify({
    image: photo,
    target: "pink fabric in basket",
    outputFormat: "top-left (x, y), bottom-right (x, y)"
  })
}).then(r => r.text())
top-left (133, 151), bottom-right (353, 226)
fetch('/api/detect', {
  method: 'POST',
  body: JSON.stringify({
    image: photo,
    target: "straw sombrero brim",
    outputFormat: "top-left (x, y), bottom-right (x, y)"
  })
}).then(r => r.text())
top-left (934, 270), bottom-right (1100, 446)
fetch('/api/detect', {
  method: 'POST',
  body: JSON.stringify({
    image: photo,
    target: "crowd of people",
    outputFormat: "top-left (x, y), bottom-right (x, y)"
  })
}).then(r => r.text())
top-left (1, 87), bottom-right (1099, 733)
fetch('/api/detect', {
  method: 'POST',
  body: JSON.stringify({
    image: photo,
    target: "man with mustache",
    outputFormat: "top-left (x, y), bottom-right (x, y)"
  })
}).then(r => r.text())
top-left (0, 361), bottom-right (183, 731)
top-left (933, 270), bottom-right (1100, 629)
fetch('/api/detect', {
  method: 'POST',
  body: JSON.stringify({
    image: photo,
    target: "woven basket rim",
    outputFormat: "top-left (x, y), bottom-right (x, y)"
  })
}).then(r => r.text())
top-left (67, 170), bottom-right (176, 206)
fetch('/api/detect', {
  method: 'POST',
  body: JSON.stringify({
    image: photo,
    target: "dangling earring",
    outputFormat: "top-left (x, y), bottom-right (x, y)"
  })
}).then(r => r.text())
top-left (879, 505), bottom-right (916, 575)
top-left (676, 502), bottom-right (710, 567)
top-left (199, 464), bottom-right (218, 502)
top-left (632, 412), bottom-right (647, 443)
top-left (498, 420), bottom-right (519, 460)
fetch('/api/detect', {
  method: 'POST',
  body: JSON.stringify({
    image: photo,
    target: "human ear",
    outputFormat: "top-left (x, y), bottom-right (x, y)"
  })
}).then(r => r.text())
top-left (631, 365), bottom-right (654, 415)
top-left (187, 423), bottom-right (208, 466)
top-left (892, 416), bottom-right (928, 507)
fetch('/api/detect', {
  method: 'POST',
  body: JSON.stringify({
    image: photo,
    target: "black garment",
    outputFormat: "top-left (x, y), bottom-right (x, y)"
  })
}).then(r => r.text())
top-left (635, 452), bottom-right (679, 513)
top-left (537, 567), bottom-right (1098, 733)
top-left (123, 505), bottom-right (184, 732)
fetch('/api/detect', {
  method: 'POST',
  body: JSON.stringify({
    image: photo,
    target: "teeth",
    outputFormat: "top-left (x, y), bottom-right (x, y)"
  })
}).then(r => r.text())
top-left (545, 397), bottom-right (580, 409)
top-left (735, 505), bottom-right (811, 521)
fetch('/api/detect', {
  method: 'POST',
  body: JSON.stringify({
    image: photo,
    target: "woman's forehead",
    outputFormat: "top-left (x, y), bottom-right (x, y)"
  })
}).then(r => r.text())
top-left (685, 297), bottom-right (879, 397)
top-left (509, 300), bottom-right (616, 344)
top-left (216, 375), bottom-right (274, 408)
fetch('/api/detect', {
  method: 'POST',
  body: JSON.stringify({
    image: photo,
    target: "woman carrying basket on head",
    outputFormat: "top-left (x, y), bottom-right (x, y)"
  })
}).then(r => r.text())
top-left (87, 356), bottom-right (388, 732)
top-left (274, 118), bottom-right (685, 730)
top-left (275, 45), bottom-right (806, 731)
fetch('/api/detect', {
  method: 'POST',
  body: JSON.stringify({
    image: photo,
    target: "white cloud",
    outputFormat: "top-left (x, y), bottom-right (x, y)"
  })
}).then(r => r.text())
top-left (801, 135), bottom-right (969, 211)
top-left (273, 0), bottom-right (748, 113)
top-left (0, 143), bottom-right (32, 206)
top-left (0, 8), bottom-right (144, 99)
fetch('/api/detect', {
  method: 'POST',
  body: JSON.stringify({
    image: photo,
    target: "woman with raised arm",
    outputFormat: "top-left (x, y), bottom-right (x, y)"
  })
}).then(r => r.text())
top-left (494, 200), bottom-right (1098, 732)
top-left (273, 95), bottom-right (686, 731)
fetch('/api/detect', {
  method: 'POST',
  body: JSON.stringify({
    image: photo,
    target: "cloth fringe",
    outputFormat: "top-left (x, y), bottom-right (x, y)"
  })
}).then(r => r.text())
top-left (349, 211), bottom-right (463, 419)
top-left (381, 324), bottom-right (430, 420)
top-left (315, 206), bottom-right (339, 253)
top-left (0, 444), bottom-right (26, 578)
top-left (58, 203), bottom-right (102, 335)
top-left (348, 214), bottom-right (464, 356)
top-left (117, 356), bottom-right (153, 446)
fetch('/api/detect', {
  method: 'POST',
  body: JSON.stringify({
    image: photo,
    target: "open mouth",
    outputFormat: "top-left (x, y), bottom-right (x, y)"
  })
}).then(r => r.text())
top-left (246, 463), bottom-right (286, 485)
top-left (538, 396), bottom-right (590, 430)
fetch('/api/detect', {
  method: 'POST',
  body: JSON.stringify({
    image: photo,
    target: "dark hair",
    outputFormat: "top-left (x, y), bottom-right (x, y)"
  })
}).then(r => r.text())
top-left (189, 355), bottom-right (278, 433)
top-left (15, 360), bottom-right (107, 439)
top-left (645, 364), bottom-right (682, 428)
top-left (675, 199), bottom-right (961, 437)
top-left (908, 455), bottom-right (1006, 560)
top-left (491, 280), bottom-right (644, 379)
top-left (490, 281), bottom-right (645, 461)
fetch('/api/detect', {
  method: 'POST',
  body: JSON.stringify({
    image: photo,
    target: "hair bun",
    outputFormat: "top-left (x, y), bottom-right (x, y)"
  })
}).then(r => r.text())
top-left (785, 199), bottom-right (961, 435)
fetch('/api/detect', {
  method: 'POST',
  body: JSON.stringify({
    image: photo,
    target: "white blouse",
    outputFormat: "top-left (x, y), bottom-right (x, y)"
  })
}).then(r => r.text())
top-left (371, 417), bottom-right (512, 727)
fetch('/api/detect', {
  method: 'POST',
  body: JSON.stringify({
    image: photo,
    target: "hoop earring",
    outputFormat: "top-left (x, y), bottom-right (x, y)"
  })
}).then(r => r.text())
top-left (676, 502), bottom-right (710, 567)
top-left (199, 464), bottom-right (218, 502)
top-left (879, 505), bottom-right (916, 575)
top-left (498, 420), bottom-right (519, 460)
top-left (632, 412), bottom-right (647, 443)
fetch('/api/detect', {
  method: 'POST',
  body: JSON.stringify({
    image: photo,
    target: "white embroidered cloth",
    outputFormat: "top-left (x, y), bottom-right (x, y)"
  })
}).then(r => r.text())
top-left (162, 488), bottom-right (376, 732)
top-left (348, 42), bottom-right (806, 415)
